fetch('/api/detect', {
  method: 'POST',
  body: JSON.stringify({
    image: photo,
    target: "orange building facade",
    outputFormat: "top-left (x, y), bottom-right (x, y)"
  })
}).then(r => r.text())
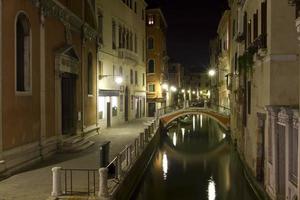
top-left (0, 0), bottom-right (100, 174)
top-left (146, 8), bottom-right (168, 117)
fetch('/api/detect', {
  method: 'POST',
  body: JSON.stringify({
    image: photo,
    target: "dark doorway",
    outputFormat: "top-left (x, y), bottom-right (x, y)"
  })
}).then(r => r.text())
top-left (61, 73), bottom-right (77, 135)
top-left (276, 124), bottom-right (286, 199)
top-left (148, 102), bottom-right (156, 117)
top-left (256, 113), bottom-right (266, 184)
top-left (125, 87), bottom-right (129, 121)
top-left (107, 102), bottom-right (111, 128)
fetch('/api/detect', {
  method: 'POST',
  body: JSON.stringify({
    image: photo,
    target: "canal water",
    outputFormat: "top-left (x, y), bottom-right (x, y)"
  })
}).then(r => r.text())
top-left (132, 115), bottom-right (258, 200)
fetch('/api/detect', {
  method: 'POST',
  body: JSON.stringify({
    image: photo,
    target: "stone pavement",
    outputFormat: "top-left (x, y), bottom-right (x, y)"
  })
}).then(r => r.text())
top-left (0, 118), bottom-right (154, 200)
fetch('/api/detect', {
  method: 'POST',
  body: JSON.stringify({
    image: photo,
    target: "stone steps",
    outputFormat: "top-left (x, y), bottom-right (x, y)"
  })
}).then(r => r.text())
top-left (61, 135), bottom-right (95, 153)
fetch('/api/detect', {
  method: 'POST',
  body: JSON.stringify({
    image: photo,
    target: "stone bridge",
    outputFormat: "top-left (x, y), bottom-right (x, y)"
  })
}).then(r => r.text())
top-left (160, 107), bottom-right (230, 131)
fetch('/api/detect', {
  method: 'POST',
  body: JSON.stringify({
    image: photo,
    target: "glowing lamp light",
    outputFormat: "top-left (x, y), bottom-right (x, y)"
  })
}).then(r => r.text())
top-left (208, 69), bottom-right (216, 77)
top-left (181, 89), bottom-right (185, 93)
top-left (170, 86), bottom-right (177, 92)
top-left (115, 76), bottom-right (123, 84)
top-left (192, 91), bottom-right (196, 94)
top-left (162, 83), bottom-right (169, 90)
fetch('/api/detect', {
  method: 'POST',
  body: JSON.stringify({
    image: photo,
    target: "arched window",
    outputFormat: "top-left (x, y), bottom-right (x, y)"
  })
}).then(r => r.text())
top-left (147, 60), bottom-right (155, 73)
top-left (16, 13), bottom-right (31, 92)
top-left (87, 53), bottom-right (93, 95)
top-left (148, 37), bottom-right (154, 49)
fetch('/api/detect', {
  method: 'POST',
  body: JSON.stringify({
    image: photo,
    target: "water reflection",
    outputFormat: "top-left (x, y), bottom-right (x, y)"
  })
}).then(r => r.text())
top-left (162, 153), bottom-right (168, 180)
top-left (208, 176), bottom-right (216, 200)
top-left (133, 115), bottom-right (258, 200)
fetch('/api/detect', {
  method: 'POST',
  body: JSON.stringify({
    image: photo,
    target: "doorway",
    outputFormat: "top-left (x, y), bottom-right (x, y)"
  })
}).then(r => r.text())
top-left (61, 73), bottom-right (77, 135)
top-left (107, 102), bottom-right (111, 128)
top-left (148, 102), bottom-right (156, 117)
top-left (125, 87), bottom-right (129, 121)
top-left (256, 113), bottom-right (266, 183)
top-left (276, 124), bottom-right (286, 199)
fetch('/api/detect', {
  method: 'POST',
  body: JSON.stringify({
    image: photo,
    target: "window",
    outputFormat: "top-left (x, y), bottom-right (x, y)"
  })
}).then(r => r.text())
top-left (142, 39), bottom-right (145, 61)
top-left (253, 11), bottom-right (258, 39)
top-left (247, 20), bottom-right (252, 46)
top-left (98, 61), bottom-right (103, 78)
top-left (148, 37), bottom-right (154, 49)
top-left (97, 10), bottom-right (103, 35)
top-left (148, 84), bottom-right (155, 92)
top-left (135, 71), bottom-right (138, 85)
top-left (134, 34), bottom-right (137, 53)
top-left (112, 20), bottom-right (116, 49)
top-left (87, 53), bottom-right (93, 95)
top-left (232, 19), bottom-right (236, 39)
top-left (142, 73), bottom-right (145, 86)
top-left (119, 25), bottom-right (123, 48)
top-left (120, 95), bottom-right (124, 112)
top-left (147, 59), bottom-right (155, 73)
top-left (119, 66), bottom-right (123, 76)
top-left (130, 69), bottom-right (133, 84)
top-left (142, 9), bottom-right (145, 20)
top-left (247, 81), bottom-right (251, 114)
top-left (16, 13), bottom-right (31, 92)
top-left (134, 2), bottom-right (137, 13)
top-left (147, 15), bottom-right (154, 25)
top-left (289, 127), bottom-right (298, 184)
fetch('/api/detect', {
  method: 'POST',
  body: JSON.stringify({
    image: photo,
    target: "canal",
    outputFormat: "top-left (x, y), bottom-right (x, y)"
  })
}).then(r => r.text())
top-left (132, 115), bottom-right (258, 200)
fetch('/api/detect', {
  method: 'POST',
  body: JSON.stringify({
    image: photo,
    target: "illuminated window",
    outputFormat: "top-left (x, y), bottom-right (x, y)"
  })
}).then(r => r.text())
top-left (148, 15), bottom-right (154, 25)
top-left (148, 84), bottom-right (155, 92)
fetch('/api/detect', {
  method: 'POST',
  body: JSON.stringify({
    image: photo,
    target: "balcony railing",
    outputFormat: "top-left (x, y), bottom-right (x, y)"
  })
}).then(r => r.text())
top-left (118, 48), bottom-right (138, 63)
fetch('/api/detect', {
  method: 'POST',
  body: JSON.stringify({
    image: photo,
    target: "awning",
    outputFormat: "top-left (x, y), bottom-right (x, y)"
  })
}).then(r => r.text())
top-left (99, 89), bottom-right (120, 97)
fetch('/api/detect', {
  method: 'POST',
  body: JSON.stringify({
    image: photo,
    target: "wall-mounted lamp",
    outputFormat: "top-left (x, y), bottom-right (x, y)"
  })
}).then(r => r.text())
top-left (99, 75), bottom-right (123, 85)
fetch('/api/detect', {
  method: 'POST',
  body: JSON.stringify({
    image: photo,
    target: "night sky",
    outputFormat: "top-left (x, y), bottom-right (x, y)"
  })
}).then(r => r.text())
top-left (146, 0), bottom-right (229, 72)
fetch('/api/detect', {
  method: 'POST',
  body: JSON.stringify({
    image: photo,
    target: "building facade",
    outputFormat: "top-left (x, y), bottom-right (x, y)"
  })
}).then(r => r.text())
top-left (217, 10), bottom-right (231, 110)
top-left (146, 8), bottom-right (168, 117)
top-left (0, 0), bottom-right (100, 174)
top-left (96, 0), bottom-right (147, 127)
top-left (225, 0), bottom-right (299, 199)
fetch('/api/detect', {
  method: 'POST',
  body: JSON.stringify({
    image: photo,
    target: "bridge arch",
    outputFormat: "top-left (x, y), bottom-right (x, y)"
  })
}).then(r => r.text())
top-left (160, 108), bottom-right (230, 131)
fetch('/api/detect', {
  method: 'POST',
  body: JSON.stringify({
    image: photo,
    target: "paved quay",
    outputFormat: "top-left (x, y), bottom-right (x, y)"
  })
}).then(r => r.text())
top-left (0, 118), bottom-right (153, 200)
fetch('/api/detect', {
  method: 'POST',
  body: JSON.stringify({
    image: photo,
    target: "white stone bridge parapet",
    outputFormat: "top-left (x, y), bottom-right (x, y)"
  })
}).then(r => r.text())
top-left (159, 107), bottom-right (231, 131)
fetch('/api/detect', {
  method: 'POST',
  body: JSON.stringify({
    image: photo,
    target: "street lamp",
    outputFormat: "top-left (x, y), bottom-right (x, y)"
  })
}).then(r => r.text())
top-left (170, 86), bottom-right (177, 92)
top-left (208, 69), bottom-right (216, 77)
top-left (162, 83), bottom-right (169, 91)
top-left (181, 89), bottom-right (185, 93)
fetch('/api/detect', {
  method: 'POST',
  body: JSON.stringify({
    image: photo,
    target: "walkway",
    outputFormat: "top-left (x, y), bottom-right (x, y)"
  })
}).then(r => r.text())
top-left (0, 118), bottom-right (153, 200)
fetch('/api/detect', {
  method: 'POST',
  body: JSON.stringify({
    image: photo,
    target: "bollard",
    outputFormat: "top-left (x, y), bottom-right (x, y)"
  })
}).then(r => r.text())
top-left (99, 141), bottom-right (110, 168)
top-left (117, 154), bottom-right (122, 179)
top-left (51, 167), bottom-right (62, 197)
top-left (144, 128), bottom-right (149, 143)
top-left (151, 123), bottom-right (154, 134)
top-left (98, 168), bottom-right (109, 198)
top-left (139, 132), bottom-right (144, 149)
top-left (134, 138), bottom-right (139, 157)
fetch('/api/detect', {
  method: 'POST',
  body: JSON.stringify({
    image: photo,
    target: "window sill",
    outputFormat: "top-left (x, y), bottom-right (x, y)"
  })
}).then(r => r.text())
top-left (15, 91), bottom-right (32, 96)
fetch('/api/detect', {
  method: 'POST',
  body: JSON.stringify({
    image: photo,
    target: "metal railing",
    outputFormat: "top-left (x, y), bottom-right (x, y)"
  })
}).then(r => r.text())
top-left (61, 168), bottom-right (98, 196)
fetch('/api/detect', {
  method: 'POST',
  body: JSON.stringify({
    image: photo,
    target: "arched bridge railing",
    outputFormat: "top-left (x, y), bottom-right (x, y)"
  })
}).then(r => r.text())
top-left (155, 102), bottom-right (231, 131)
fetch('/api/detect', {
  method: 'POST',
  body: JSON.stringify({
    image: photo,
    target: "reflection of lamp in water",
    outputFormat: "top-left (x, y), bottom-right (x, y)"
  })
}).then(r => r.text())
top-left (173, 132), bottom-right (177, 146)
top-left (208, 176), bottom-right (216, 200)
top-left (162, 153), bottom-right (168, 180)
top-left (200, 114), bottom-right (203, 128)
top-left (193, 116), bottom-right (195, 131)
top-left (181, 128), bottom-right (185, 142)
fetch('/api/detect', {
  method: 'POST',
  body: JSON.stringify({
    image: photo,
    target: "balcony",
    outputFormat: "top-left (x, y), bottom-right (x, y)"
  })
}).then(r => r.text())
top-left (118, 48), bottom-right (138, 64)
